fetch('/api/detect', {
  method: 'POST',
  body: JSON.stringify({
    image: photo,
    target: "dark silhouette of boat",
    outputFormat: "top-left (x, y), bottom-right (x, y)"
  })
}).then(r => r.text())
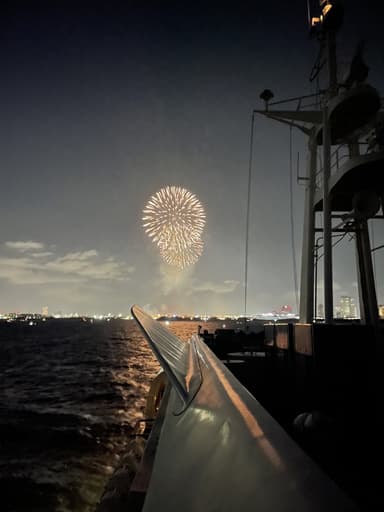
top-left (97, 2), bottom-right (383, 510)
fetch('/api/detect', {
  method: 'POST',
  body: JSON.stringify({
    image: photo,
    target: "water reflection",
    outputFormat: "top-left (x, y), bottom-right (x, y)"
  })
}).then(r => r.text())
top-left (0, 318), bottom-right (211, 512)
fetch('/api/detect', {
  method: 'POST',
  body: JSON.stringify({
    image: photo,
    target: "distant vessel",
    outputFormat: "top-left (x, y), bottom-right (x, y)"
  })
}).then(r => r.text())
top-left (98, 2), bottom-right (383, 510)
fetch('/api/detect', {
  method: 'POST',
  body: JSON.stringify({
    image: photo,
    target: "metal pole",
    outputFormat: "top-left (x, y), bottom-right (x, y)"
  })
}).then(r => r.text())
top-left (314, 243), bottom-right (318, 320)
top-left (327, 31), bottom-right (338, 97)
top-left (355, 220), bottom-right (380, 326)
top-left (322, 28), bottom-right (337, 324)
top-left (322, 103), bottom-right (333, 323)
top-left (299, 130), bottom-right (317, 323)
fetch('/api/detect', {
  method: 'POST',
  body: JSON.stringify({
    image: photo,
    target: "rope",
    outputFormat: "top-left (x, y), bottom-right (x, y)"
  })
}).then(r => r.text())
top-left (244, 112), bottom-right (255, 329)
top-left (289, 125), bottom-right (299, 313)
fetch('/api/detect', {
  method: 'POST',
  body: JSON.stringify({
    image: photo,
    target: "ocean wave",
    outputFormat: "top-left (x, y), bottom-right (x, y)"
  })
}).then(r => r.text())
top-left (1, 319), bottom-right (204, 511)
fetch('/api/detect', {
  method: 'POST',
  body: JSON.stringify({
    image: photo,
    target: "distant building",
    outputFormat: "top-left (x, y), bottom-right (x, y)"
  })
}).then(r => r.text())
top-left (336, 296), bottom-right (357, 319)
top-left (317, 303), bottom-right (324, 319)
top-left (42, 306), bottom-right (49, 317)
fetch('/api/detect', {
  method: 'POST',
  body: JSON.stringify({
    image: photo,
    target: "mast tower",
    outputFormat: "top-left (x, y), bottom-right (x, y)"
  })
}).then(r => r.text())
top-left (255, 0), bottom-right (383, 341)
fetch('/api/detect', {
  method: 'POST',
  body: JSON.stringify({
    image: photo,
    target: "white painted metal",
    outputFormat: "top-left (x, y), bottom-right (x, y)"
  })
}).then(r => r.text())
top-left (313, 151), bottom-right (384, 209)
top-left (132, 306), bottom-right (201, 411)
top-left (133, 306), bottom-right (356, 512)
top-left (322, 103), bottom-right (334, 323)
top-left (299, 130), bottom-right (317, 323)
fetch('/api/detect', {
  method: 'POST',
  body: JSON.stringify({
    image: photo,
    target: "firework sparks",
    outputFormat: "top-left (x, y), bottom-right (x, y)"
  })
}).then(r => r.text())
top-left (159, 238), bottom-right (204, 269)
top-left (143, 186), bottom-right (206, 268)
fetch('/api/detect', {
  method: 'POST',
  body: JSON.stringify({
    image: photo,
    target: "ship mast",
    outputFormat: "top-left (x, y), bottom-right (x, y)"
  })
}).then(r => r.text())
top-left (321, 0), bottom-right (341, 322)
top-left (254, 0), bottom-right (382, 333)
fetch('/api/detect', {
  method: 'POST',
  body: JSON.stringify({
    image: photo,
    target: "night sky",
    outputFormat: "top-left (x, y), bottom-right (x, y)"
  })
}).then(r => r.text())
top-left (0, 1), bottom-right (383, 316)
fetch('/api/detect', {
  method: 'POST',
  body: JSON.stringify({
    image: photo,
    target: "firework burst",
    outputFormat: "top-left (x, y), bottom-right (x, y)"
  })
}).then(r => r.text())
top-left (143, 186), bottom-right (206, 268)
top-left (159, 237), bottom-right (204, 269)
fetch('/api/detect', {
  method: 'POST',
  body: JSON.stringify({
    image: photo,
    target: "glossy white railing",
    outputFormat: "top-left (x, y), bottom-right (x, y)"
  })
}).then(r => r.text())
top-left (132, 305), bottom-right (356, 512)
top-left (132, 305), bottom-right (201, 412)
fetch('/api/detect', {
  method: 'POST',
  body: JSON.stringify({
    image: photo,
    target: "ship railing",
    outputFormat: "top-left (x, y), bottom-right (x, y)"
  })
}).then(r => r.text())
top-left (131, 305), bottom-right (201, 413)
top-left (129, 305), bottom-right (357, 512)
top-left (267, 92), bottom-right (323, 113)
top-left (315, 141), bottom-right (370, 189)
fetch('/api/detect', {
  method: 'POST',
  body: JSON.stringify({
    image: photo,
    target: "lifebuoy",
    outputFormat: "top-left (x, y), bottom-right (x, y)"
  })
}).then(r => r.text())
top-left (144, 371), bottom-right (168, 419)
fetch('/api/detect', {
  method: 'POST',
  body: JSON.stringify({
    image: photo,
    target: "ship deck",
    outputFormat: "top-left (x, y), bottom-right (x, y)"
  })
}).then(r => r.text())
top-left (224, 321), bottom-right (384, 511)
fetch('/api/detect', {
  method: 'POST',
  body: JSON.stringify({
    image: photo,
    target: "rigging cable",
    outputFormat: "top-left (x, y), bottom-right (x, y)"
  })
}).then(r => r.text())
top-left (289, 125), bottom-right (299, 313)
top-left (314, 231), bottom-right (354, 317)
top-left (370, 221), bottom-right (377, 285)
top-left (316, 231), bottom-right (351, 262)
top-left (244, 112), bottom-right (255, 329)
top-left (372, 244), bottom-right (384, 253)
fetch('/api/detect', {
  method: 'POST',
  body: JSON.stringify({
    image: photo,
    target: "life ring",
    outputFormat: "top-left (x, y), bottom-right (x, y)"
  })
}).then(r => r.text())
top-left (144, 370), bottom-right (168, 419)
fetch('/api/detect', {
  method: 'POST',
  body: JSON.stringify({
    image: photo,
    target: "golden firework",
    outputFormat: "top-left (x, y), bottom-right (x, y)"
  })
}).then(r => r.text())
top-left (159, 237), bottom-right (204, 269)
top-left (143, 186), bottom-right (205, 268)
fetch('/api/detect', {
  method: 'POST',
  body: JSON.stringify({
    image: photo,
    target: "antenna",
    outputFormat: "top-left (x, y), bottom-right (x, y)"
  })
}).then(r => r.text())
top-left (306, 0), bottom-right (312, 29)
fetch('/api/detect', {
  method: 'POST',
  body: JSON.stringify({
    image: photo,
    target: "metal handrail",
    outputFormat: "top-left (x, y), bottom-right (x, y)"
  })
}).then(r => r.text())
top-left (314, 141), bottom-right (372, 189)
top-left (133, 308), bottom-right (358, 512)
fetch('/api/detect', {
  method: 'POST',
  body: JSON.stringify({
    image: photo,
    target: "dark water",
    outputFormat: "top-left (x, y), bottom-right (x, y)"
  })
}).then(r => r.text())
top-left (0, 318), bottom-right (210, 512)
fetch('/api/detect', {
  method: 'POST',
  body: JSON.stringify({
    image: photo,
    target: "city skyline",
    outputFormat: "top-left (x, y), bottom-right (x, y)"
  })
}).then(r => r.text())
top-left (0, 294), bottom-right (368, 319)
top-left (0, 2), bottom-right (383, 315)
